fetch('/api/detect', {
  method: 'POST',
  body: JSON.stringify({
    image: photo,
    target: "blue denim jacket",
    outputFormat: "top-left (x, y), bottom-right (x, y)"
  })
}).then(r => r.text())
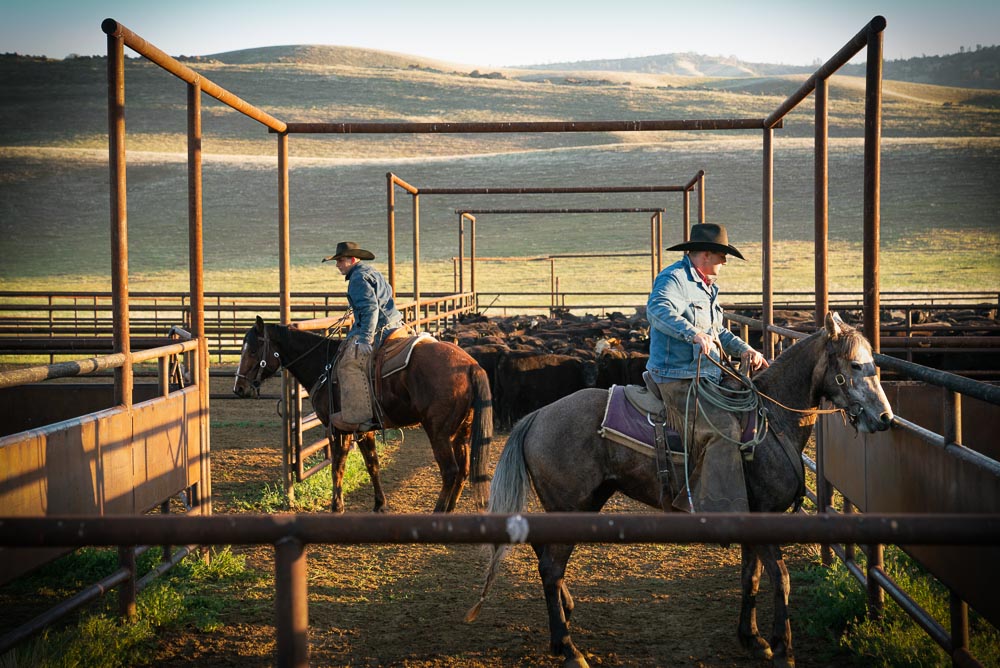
top-left (344, 262), bottom-right (404, 347)
top-left (646, 255), bottom-right (750, 383)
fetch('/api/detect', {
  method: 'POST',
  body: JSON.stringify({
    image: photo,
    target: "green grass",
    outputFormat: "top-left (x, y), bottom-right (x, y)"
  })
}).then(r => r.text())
top-left (230, 431), bottom-right (396, 513)
top-left (796, 546), bottom-right (1000, 666)
top-left (1, 547), bottom-right (253, 668)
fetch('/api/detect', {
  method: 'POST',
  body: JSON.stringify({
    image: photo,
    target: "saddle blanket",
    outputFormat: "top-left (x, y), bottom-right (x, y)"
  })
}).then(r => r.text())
top-left (599, 385), bottom-right (686, 464)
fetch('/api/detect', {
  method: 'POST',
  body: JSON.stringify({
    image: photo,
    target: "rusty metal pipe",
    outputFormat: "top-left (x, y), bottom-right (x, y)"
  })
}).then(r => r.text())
top-left (419, 185), bottom-right (688, 194)
top-left (282, 119), bottom-right (778, 134)
top-left (765, 16), bottom-right (886, 127)
top-left (684, 169), bottom-right (705, 191)
top-left (455, 208), bottom-right (667, 214)
top-left (1, 514), bottom-right (997, 547)
top-left (101, 19), bottom-right (286, 133)
top-left (814, 78), bottom-right (829, 328)
top-left (275, 536), bottom-right (308, 668)
top-left (107, 31), bottom-right (132, 408)
top-left (864, 25), bottom-right (884, 355)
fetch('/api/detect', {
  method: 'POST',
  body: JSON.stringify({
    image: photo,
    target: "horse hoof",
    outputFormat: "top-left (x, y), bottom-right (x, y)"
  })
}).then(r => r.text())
top-left (771, 655), bottom-right (794, 668)
top-left (740, 636), bottom-right (772, 660)
top-left (563, 655), bottom-right (589, 668)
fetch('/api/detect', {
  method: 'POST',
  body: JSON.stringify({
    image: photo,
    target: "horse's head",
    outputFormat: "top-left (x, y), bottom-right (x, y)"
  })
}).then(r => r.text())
top-left (233, 315), bottom-right (282, 398)
top-left (819, 312), bottom-right (893, 432)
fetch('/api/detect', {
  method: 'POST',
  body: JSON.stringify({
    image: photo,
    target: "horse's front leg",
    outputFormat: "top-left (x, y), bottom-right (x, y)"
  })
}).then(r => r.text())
top-left (328, 431), bottom-right (351, 513)
top-left (533, 545), bottom-right (575, 623)
top-left (738, 544), bottom-right (772, 660)
top-left (537, 544), bottom-right (588, 668)
top-left (759, 543), bottom-right (794, 668)
top-left (356, 431), bottom-right (388, 512)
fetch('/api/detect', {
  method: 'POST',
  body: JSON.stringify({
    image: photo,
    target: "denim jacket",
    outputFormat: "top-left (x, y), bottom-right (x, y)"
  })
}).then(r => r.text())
top-left (344, 262), bottom-right (404, 347)
top-left (646, 255), bottom-right (750, 383)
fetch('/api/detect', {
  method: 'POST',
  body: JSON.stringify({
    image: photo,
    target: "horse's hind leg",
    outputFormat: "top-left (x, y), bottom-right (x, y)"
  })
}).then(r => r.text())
top-left (537, 544), bottom-right (589, 668)
top-left (759, 543), bottom-right (794, 668)
top-left (356, 432), bottom-right (388, 512)
top-left (427, 426), bottom-right (466, 513)
top-left (738, 544), bottom-right (772, 660)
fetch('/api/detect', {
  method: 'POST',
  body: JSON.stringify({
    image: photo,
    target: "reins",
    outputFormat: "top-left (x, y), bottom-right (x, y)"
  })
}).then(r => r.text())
top-left (701, 342), bottom-right (845, 421)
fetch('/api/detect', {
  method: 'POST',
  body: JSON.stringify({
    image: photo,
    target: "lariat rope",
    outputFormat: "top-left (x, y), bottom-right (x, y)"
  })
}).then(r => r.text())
top-left (675, 338), bottom-right (847, 511)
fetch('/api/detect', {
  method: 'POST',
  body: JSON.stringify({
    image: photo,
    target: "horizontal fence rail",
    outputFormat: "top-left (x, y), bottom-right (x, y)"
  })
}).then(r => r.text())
top-left (3, 513), bottom-right (997, 547)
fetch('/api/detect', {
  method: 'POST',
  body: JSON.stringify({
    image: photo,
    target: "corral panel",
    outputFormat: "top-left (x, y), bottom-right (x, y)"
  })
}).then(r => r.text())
top-left (132, 390), bottom-right (192, 513)
top-left (822, 382), bottom-right (1000, 628)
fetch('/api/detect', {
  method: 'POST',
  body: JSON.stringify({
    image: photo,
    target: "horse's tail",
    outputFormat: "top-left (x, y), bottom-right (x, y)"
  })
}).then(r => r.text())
top-left (468, 364), bottom-right (494, 510)
top-left (465, 410), bottom-right (538, 623)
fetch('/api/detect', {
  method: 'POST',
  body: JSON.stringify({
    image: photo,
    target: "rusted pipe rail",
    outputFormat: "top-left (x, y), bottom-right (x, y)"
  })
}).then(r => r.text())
top-left (420, 184), bottom-right (692, 194)
top-left (455, 207), bottom-right (666, 214)
top-left (101, 19), bottom-right (286, 133)
top-left (0, 339), bottom-right (198, 389)
top-left (765, 16), bottom-right (886, 128)
top-left (2, 514), bottom-right (997, 547)
top-left (282, 120), bottom-right (779, 133)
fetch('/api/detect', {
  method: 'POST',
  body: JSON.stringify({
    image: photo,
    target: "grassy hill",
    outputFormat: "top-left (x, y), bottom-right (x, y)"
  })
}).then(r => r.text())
top-left (521, 45), bottom-right (1000, 90)
top-left (0, 46), bottom-right (997, 293)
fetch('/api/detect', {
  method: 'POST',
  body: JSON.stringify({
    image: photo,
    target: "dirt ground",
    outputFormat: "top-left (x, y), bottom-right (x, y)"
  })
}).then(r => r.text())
top-left (148, 376), bottom-right (849, 666)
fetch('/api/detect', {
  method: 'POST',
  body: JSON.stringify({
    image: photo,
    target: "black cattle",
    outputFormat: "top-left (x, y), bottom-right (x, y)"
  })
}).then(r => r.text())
top-left (595, 348), bottom-right (649, 388)
top-left (493, 350), bottom-right (597, 428)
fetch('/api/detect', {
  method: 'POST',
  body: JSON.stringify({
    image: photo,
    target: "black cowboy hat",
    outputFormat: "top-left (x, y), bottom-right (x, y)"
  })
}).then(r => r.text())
top-left (665, 223), bottom-right (745, 260)
top-left (322, 241), bottom-right (375, 262)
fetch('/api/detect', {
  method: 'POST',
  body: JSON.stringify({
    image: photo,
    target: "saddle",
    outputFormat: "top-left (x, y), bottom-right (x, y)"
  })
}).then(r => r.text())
top-left (599, 371), bottom-right (763, 512)
top-left (373, 328), bottom-right (434, 399)
top-left (599, 373), bottom-right (684, 511)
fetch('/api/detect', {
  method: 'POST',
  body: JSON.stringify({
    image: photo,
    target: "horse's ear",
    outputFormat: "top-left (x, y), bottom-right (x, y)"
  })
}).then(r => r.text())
top-left (824, 311), bottom-right (843, 339)
top-left (255, 315), bottom-right (265, 332)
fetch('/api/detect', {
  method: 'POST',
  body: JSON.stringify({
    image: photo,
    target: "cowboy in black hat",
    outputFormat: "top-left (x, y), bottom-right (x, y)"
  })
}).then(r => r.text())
top-left (322, 241), bottom-right (404, 433)
top-left (646, 223), bottom-right (769, 513)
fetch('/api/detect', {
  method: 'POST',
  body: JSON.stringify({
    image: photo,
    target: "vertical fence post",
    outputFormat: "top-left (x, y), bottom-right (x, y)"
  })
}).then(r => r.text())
top-left (387, 173), bottom-right (397, 291)
top-left (118, 545), bottom-right (136, 621)
top-left (107, 29), bottom-right (132, 408)
top-left (865, 543), bottom-right (885, 619)
top-left (275, 537), bottom-right (309, 668)
top-left (458, 215), bottom-right (465, 294)
top-left (761, 127), bottom-right (775, 359)
top-left (413, 193), bottom-right (421, 312)
top-left (814, 77), bottom-right (829, 328)
top-left (863, 21), bottom-right (884, 355)
top-left (950, 591), bottom-right (970, 660)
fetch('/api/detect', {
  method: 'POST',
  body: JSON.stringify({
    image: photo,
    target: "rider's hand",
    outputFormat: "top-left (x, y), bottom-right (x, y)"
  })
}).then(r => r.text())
top-left (354, 340), bottom-right (373, 357)
top-left (692, 331), bottom-right (714, 356)
top-left (741, 348), bottom-right (770, 371)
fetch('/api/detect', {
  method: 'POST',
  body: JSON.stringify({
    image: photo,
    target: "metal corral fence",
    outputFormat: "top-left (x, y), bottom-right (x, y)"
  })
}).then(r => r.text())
top-left (0, 290), bottom-right (476, 364)
top-left (1, 513), bottom-right (998, 668)
top-left (0, 339), bottom-right (211, 651)
top-left (1, 289), bottom-right (996, 362)
top-left (742, 316), bottom-right (1000, 668)
top-left (3, 12), bottom-right (999, 667)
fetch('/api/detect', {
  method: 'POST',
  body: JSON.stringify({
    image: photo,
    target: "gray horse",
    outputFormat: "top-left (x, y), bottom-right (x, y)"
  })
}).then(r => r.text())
top-left (467, 312), bottom-right (893, 668)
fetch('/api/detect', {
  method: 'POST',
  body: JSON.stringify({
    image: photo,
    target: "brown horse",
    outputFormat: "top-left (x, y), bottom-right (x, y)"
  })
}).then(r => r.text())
top-left (233, 316), bottom-right (492, 513)
top-left (466, 312), bottom-right (893, 668)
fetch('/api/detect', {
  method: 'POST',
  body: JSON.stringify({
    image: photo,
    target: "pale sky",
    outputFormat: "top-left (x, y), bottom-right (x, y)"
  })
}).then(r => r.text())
top-left (2, 0), bottom-right (997, 67)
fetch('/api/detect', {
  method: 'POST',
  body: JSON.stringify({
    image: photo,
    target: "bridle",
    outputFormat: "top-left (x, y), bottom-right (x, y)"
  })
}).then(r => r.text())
top-left (824, 338), bottom-right (877, 427)
top-left (235, 330), bottom-right (280, 393)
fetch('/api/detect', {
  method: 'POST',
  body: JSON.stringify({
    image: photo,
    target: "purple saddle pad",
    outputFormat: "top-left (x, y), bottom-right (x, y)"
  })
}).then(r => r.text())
top-left (600, 385), bottom-right (682, 454)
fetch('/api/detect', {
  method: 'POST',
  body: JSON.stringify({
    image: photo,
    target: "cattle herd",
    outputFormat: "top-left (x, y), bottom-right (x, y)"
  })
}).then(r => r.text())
top-left (440, 306), bottom-right (999, 428)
